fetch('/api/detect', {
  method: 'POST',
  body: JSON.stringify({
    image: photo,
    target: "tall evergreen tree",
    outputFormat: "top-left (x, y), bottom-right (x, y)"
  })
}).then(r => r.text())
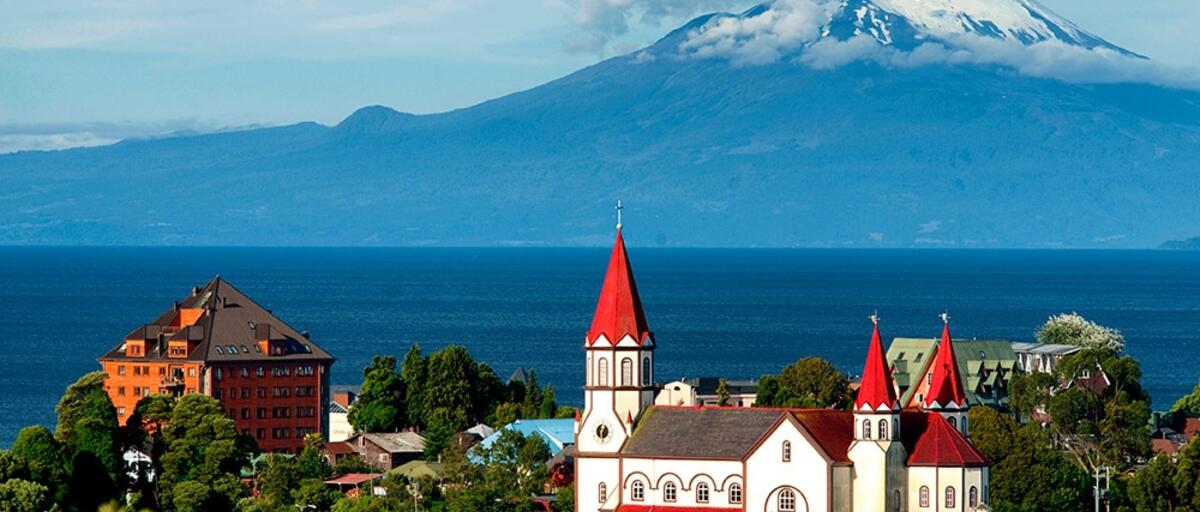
top-left (349, 355), bottom-right (406, 433)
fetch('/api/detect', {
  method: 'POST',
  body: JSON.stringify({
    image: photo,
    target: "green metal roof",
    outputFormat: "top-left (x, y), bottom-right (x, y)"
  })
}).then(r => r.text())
top-left (887, 337), bottom-right (1017, 409)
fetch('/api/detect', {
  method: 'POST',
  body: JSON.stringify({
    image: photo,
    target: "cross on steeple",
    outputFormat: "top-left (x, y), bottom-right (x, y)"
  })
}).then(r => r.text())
top-left (869, 311), bottom-right (879, 325)
top-left (940, 311), bottom-right (950, 324)
top-left (615, 200), bottom-right (624, 231)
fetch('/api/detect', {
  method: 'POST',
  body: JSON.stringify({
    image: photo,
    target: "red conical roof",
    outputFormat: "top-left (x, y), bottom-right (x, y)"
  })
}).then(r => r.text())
top-left (587, 230), bottom-right (652, 346)
top-left (907, 413), bottom-right (988, 467)
top-left (924, 321), bottom-right (969, 409)
top-left (855, 320), bottom-right (899, 411)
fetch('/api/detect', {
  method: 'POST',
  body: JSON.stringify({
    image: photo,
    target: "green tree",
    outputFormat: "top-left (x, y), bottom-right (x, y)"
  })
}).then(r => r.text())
top-left (966, 406), bottom-right (1018, 462)
top-left (539, 385), bottom-right (558, 419)
top-left (1172, 382), bottom-right (1200, 416)
top-left (292, 478), bottom-right (342, 510)
top-left (349, 356), bottom-right (405, 433)
top-left (255, 455), bottom-right (300, 507)
top-left (333, 454), bottom-right (376, 475)
top-left (1044, 349), bottom-right (1151, 473)
top-left (492, 402), bottom-right (524, 428)
top-left (0, 478), bottom-right (51, 512)
top-left (10, 426), bottom-right (63, 480)
top-left (1008, 371), bottom-right (1057, 421)
top-left (1127, 454), bottom-right (1179, 512)
top-left (330, 496), bottom-right (392, 512)
top-left (716, 379), bottom-right (731, 406)
top-left (1036, 312), bottom-right (1125, 353)
top-left (554, 483), bottom-right (575, 512)
top-left (296, 434), bottom-right (333, 480)
top-left (402, 344), bottom-right (429, 429)
top-left (158, 394), bottom-right (250, 511)
top-left (755, 357), bottom-right (851, 409)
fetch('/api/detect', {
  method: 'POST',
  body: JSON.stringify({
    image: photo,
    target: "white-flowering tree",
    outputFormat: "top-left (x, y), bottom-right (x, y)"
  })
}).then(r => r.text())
top-left (1035, 312), bottom-right (1125, 354)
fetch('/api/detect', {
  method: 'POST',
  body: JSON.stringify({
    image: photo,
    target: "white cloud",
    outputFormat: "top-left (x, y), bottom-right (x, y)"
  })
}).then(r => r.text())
top-left (0, 133), bottom-right (118, 154)
top-left (559, 0), bottom-right (745, 55)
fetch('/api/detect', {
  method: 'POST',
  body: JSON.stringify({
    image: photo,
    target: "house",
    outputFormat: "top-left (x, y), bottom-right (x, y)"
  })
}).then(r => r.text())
top-left (343, 432), bottom-right (427, 472)
top-left (328, 387), bottom-right (357, 442)
top-left (123, 447), bottom-right (154, 483)
top-left (1064, 362), bottom-right (1112, 396)
top-left (655, 377), bottom-right (758, 407)
top-left (479, 418), bottom-right (575, 458)
top-left (324, 473), bottom-right (384, 498)
top-left (889, 337), bottom-right (1016, 410)
top-left (575, 227), bottom-right (990, 512)
top-left (98, 277), bottom-right (335, 453)
top-left (1011, 342), bottom-right (1082, 374)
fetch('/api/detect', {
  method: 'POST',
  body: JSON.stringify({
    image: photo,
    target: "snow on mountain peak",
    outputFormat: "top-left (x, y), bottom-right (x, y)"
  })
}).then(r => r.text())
top-left (669, 0), bottom-right (1140, 65)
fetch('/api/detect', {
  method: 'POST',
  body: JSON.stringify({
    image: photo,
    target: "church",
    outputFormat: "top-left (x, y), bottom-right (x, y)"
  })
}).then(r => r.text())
top-left (574, 226), bottom-right (990, 512)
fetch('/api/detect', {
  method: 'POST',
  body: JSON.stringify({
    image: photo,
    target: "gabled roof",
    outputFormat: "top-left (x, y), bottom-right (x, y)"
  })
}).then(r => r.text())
top-left (354, 432), bottom-right (426, 454)
top-left (855, 321), bottom-right (899, 411)
top-left (924, 323), bottom-right (969, 410)
top-left (621, 406), bottom-right (854, 463)
top-left (100, 277), bottom-right (333, 363)
top-left (902, 412), bottom-right (988, 467)
top-left (586, 230), bottom-right (652, 346)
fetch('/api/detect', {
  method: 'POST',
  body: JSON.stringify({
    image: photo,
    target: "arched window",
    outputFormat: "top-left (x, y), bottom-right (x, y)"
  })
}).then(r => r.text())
top-left (664, 482), bottom-right (677, 502)
top-left (948, 416), bottom-right (958, 429)
top-left (962, 416), bottom-right (968, 434)
top-left (729, 483), bottom-right (742, 504)
top-left (969, 486), bottom-right (978, 507)
top-left (863, 419), bottom-right (872, 439)
top-left (598, 483), bottom-right (607, 503)
top-left (621, 358), bottom-right (633, 386)
top-left (879, 418), bottom-right (889, 440)
top-left (919, 486), bottom-right (930, 508)
top-left (782, 441), bottom-right (791, 462)
top-left (641, 357), bottom-right (651, 386)
top-left (598, 358), bottom-right (608, 386)
top-left (894, 490), bottom-right (902, 512)
top-left (696, 482), bottom-right (710, 503)
top-left (631, 480), bottom-right (645, 501)
top-left (945, 486), bottom-right (956, 508)
top-left (779, 489), bottom-right (797, 512)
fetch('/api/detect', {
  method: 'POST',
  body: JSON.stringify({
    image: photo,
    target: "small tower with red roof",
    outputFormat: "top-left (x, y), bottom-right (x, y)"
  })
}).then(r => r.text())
top-left (923, 313), bottom-right (970, 436)
top-left (849, 314), bottom-right (909, 512)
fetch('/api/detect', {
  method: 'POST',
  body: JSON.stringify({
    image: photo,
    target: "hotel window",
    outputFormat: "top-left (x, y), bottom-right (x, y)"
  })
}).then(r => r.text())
top-left (240, 367), bottom-right (249, 377)
top-left (117, 407), bottom-right (126, 417)
top-left (969, 486), bottom-right (978, 507)
top-left (117, 365), bottom-right (125, 376)
top-left (256, 387), bottom-right (265, 398)
top-left (663, 482), bottom-right (676, 502)
top-left (879, 418), bottom-right (889, 440)
top-left (241, 408), bottom-right (250, 419)
top-left (241, 388), bottom-right (250, 399)
top-left (159, 367), bottom-right (166, 376)
top-left (134, 387), bottom-right (142, 397)
top-left (729, 483), bottom-right (742, 504)
top-left (118, 387), bottom-right (125, 397)
top-left (945, 486), bottom-right (956, 508)
top-left (215, 368), bottom-right (222, 380)
top-left (598, 359), bottom-right (608, 387)
top-left (782, 440), bottom-right (791, 462)
top-left (920, 486), bottom-right (929, 507)
top-left (641, 357), bottom-right (650, 386)
top-left (696, 482), bottom-right (710, 503)
top-left (621, 358), bottom-right (632, 386)
top-left (631, 480), bottom-right (644, 501)
top-left (256, 428), bottom-right (265, 439)
top-left (256, 366), bottom-right (264, 377)
top-left (863, 420), bottom-right (872, 439)
top-left (188, 367), bottom-right (195, 377)
top-left (598, 483), bottom-right (607, 503)
top-left (779, 489), bottom-right (796, 512)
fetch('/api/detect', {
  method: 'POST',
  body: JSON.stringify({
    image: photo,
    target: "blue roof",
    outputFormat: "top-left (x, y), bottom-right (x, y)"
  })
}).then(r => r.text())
top-left (477, 418), bottom-right (575, 457)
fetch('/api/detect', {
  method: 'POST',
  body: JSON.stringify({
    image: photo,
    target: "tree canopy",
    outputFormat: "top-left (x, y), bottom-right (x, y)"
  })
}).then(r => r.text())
top-left (756, 357), bottom-right (851, 409)
top-left (1036, 312), bottom-right (1125, 353)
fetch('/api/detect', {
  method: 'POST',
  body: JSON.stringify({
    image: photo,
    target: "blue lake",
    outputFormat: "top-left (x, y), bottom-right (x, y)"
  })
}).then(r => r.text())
top-left (1, 246), bottom-right (1198, 447)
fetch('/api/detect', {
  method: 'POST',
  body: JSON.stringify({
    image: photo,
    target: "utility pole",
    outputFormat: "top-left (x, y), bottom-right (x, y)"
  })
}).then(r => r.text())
top-left (1093, 465), bottom-right (1111, 512)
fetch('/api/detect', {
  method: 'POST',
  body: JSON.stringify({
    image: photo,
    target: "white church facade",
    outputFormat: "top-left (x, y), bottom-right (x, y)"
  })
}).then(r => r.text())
top-left (574, 227), bottom-right (990, 512)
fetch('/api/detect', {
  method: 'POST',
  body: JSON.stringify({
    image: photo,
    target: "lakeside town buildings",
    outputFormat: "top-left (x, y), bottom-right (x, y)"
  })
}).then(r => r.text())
top-left (98, 277), bottom-right (334, 453)
top-left (574, 228), bottom-right (990, 512)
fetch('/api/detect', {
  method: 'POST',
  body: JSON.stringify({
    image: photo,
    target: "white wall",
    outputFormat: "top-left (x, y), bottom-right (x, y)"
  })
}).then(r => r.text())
top-left (745, 418), bottom-right (835, 512)
top-left (620, 457), bottom-right (743, 508)
top-left (329, 410), bottom-right (352, 442)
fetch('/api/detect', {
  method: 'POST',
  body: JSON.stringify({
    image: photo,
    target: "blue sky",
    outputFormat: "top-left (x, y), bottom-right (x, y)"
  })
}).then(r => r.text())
top-left (0, 0), bottom-right (1196, 151)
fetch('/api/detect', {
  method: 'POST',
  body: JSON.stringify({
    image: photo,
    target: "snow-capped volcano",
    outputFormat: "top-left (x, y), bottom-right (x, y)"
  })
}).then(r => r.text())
top-left (667, 0), bottom-right (1140, 62)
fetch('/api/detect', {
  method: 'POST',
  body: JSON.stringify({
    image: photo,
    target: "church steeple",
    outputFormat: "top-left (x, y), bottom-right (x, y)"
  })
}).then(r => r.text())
top-left (924, 314), bottom-right (968, 410)
top-left (586, 227), bottom-right (652, 346)
top-left (855, 314), bottom-right (899, 412)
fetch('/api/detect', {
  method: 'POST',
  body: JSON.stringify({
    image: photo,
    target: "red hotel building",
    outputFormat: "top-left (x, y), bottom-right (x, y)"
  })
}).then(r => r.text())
top-left (99, 277), bottom-right (334, 453)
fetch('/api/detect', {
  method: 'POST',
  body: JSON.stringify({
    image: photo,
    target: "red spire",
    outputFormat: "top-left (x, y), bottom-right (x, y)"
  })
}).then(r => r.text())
top-left (924, 318), bottom-right (968, 409)
top-left (625, 411), bottom-right (634, 425)
top-left (586, 230), bottom-right (652, 346)
top-left (855, 316), bottom-right (898, 411)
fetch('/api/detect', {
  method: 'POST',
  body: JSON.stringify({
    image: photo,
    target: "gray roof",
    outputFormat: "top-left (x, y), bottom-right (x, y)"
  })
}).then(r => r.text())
top-left (358, 432), bottom-right (426, 454)
top-left (1011, 342), bottom-right (1082, 355)
top-left (622, 407), bottom-right (784, 460)
top-left (682, 377), bottom-right (758, 396)
top-left (100, 277), bottom-right (333, 364)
